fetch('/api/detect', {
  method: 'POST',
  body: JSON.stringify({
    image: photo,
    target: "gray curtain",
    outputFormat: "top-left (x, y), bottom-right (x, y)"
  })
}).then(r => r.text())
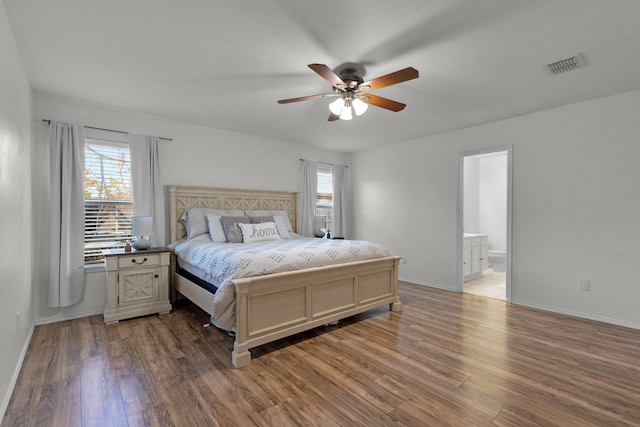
top-left (129, 134), bottom-right (165, 247)
top-left (299, 160), bottom-right (317, 237)
top-left (48, 121), bottom-right (85, 307)
top-left (332, 164), bottom-right (348, 238)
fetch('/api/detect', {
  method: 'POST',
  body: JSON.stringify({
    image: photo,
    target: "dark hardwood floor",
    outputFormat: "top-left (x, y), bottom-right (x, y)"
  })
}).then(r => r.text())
top-left (4, 282), bottom-right (640, 426)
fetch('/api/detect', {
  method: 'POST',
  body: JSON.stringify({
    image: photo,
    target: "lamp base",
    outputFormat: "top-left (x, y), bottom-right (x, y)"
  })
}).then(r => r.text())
top-left (131, 238), bottom-right (151, 250)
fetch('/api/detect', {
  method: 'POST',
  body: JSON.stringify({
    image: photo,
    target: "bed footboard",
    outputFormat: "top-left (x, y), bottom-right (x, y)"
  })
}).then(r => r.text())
top-left (232, 256), bottom-right (401, 368)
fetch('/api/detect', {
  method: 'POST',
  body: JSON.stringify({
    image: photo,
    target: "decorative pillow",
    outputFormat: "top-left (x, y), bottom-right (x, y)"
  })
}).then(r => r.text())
top-left (238, 222), bottom-right (280, 243)
top-left (248, 215), bottom-right (292, 239)
top-left (244, 210), bottom-right (293, 237)
top-left (249, 216), bottom-right (274, 224)
top-left (181, 208), bottom-right (244, 240)
top-left (205, 214), bottom-right (226, 243)
top-left (220, 216), bottom-right (250, 243)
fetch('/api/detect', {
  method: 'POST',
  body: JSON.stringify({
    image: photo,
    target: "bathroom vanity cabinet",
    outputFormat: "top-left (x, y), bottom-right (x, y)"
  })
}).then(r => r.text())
top-left (463, 234), bottom-right (488, 280)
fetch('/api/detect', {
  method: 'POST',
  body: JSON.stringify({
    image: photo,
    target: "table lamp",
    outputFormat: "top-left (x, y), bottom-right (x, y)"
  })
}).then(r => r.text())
top-left (313, 215), bottom-right (327, 238)
top-left (131, 216), bottom-right (153, 250)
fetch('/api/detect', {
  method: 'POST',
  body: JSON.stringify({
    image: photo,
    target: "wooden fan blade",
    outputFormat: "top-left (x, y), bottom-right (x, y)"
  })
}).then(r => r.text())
top-left (308, 64), bottom-right (347, 89)
top-left (360, 94), bottom-right (406, 112)
top-left (278, 93), bottom-right (338, 104)
top-left (360, 67), bottom-right (419, 91)
top-left (328, 112), bottom-right (340, 121)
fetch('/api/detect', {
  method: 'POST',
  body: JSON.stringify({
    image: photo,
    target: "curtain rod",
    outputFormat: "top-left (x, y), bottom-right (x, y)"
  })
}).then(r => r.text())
top-left (42, 119), bottom-right (173, 142)
top-left (299, 158), bottom-right (348, 168)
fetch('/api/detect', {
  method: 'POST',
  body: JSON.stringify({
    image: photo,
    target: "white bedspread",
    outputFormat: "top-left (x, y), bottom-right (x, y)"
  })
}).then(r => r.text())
top-left (173, 234), bottom-right (392, 330)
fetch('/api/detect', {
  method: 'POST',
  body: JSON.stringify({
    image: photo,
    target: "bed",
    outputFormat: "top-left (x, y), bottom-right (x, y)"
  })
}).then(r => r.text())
top-left (169, 185), bottom-right (402, 367)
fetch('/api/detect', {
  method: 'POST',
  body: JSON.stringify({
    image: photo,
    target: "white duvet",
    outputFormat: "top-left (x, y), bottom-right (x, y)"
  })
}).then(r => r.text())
top-left (173, 234), bottom-right (392, 330)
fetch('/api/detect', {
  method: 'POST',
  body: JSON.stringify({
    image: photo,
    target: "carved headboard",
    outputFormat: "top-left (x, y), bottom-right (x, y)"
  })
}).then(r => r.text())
top-left (168, 185), bottom-right (299, 243)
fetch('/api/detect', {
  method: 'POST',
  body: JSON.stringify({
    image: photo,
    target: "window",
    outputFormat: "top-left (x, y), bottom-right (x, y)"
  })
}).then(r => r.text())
top-left (316, 164), bottom-right (333, 232)
top-left (84, 134), bottom-right (133, 264)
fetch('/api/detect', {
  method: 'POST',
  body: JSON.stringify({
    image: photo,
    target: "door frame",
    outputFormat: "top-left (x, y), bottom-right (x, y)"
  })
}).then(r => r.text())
top-left (456, 144), bottom-right (513, 302)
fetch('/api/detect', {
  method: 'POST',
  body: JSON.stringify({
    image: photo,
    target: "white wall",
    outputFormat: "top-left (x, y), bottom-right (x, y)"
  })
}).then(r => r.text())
top-left (479, 153), bottom-right (507, 252)
top-left (463, 153), bottom-right (507, 251)
top-left (350, 88), bottom-right (640, 328)
top-left (32, 91), bottom-right (348, 324)
top-left (463, 157), bottom-right (480, 234)
top-left (0, 2), bottom-right (34, 416)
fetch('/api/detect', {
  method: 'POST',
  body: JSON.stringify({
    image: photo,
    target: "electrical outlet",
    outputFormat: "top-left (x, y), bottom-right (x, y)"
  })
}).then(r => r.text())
top-left (579, 279), bottom-right (590, 291)
top-left (16, 312), bottom-right (20, 329)
top-left (401, 257), bottom-right (408, 264)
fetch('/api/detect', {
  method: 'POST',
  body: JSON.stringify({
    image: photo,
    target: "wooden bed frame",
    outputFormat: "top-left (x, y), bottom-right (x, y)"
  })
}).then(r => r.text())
top-left (169, 185), bottom-right (402, 367)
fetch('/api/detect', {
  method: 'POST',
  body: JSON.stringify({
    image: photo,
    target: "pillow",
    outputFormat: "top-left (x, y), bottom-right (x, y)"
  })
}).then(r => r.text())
top-left (205, 214), bottom-right (226, 243)
top-left (181, 207), bottom-right (244, 240)
top-left (238, 222), bottom-right (280, 243)
top-left (249, 215), bottom-right (274, 224)
top-left (220, 216), bottom-right (250, 243)
top-left (244, 210), bottom-right (293, 237)
top-left (273, 216), bottom-right (291, 238)
top-left (249, 216), bottom-right (292, 239)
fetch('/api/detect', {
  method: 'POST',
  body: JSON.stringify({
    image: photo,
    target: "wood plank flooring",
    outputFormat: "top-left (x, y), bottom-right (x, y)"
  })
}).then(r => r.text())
top-left (4, 282), bottom-right (640, 426)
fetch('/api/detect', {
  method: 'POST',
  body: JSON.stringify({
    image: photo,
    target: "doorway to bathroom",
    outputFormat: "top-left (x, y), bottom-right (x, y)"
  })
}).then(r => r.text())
top-left (457, 145), bottom-right (512, 302)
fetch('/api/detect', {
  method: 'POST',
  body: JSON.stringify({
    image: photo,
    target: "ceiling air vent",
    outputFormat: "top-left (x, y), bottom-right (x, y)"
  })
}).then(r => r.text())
top-left (544, 53), bottom-right (586, 76)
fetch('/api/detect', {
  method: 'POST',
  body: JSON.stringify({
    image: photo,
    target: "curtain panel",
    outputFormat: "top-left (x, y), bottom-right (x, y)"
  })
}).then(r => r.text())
top-left (48, 121), bottom-right (85, 307)
top-left (299, 160), bottom-right (317, 237)
top-left (129, 134), bottom-right (165, 247)
top-left (332, 164), bottom-right (348, 238)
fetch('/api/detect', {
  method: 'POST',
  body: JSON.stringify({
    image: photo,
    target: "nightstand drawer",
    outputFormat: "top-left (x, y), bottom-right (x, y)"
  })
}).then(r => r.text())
top-left (118, 254), bottom-right (160, 269)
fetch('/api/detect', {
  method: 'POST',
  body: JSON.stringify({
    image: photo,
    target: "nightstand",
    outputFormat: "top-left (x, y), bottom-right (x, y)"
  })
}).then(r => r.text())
top-left (103, 247), bottom-right (172, 324)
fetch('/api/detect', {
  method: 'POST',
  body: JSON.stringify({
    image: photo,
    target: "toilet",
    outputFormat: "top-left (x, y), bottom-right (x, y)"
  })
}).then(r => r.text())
top-left (488, 250), bottom-right (507, 272)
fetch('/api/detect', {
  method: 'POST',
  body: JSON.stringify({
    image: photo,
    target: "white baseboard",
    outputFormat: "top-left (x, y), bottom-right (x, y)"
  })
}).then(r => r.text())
top-left (35, 309), bottom-right (103, 326)
top-left (1, 322), bottom-right (35, 421)
top-left (512, 299), bottom-right (640, 331)
top-left (399, 277), bottom-right (455, 292)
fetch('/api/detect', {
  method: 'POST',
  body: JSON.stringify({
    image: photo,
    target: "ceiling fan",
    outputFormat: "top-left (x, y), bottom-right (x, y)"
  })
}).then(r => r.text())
top-left (277, 63), bottom-right (419, 121)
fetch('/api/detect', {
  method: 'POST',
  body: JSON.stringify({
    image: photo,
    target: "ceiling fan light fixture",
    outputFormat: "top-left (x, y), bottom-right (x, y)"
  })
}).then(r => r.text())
top-left (339, 99), bottom-right (353, 120)
top-left (278, 63), bottom-right (418, 121)
top-left (352, 98), bottom-right (368, 116)
top-left (329, 97), bottom-right (345, 115)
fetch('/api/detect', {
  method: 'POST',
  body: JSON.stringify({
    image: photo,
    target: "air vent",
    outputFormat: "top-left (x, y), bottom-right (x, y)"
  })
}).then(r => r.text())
top-left (544, 53), bottom-right (586, 76)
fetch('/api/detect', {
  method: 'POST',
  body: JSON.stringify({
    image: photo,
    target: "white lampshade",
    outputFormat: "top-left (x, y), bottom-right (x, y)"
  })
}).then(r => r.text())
top-left (131, 216), bottom-right (153, 250)
top-left (313, 216), bottom-right (327, 237)
top-left (313, 215), bottom-right (327, 230)
top-left (329, 97), bottom-right (345, 115)
top-left (339, 100), bottom-right (353, 120)
top-left (352, 98), bottom-right (369, 116)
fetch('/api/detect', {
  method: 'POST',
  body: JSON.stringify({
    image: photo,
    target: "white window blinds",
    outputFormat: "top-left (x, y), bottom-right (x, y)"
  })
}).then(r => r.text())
top-left (316, 163), bottom-right (333, 232)
top-left (84, 137), bottom-right (133, 263)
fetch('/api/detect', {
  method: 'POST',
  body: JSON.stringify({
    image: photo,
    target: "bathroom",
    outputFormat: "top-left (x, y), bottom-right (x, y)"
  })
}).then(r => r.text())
top-left (462, 150), bottom-right (508, 300)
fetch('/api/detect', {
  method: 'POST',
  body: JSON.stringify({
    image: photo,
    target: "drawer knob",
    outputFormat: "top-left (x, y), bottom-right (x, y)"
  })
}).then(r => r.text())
top-left (131, 257), bottom-right (148, 265)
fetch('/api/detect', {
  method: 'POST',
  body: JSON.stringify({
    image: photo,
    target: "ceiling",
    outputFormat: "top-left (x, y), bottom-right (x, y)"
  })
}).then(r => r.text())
top-left (4, 1), bottom-right (640, 152)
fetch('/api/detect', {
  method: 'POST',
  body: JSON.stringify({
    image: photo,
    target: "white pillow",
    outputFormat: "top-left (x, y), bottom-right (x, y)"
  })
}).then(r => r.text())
top-left (238, 222), bottom-right (280, 243)
top-left (181, 207), bottom-right (244, 240)
top-left (244, 210), bottom-right (294, 235)
top-left (273, 216), bottom-right (291, 238)
top-left (205, 214), bottom-right (226, 243)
